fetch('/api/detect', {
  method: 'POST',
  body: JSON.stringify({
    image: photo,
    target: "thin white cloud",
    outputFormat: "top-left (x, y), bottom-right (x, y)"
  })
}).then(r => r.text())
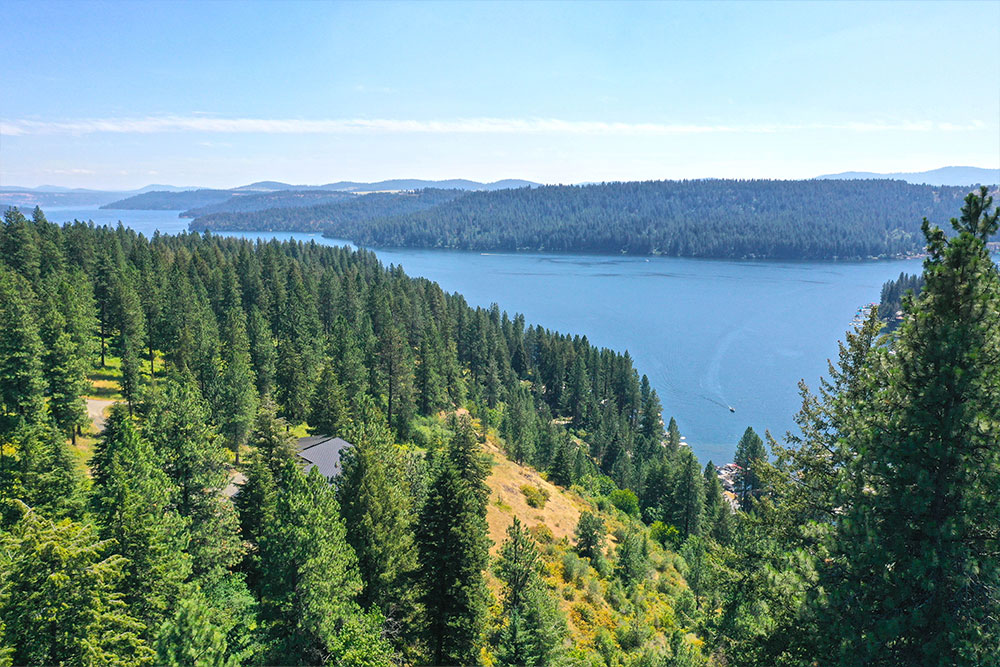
top-left (46, 168), bottom-right (96, 175)
top-left (0, 115), bottom-right (987, 137)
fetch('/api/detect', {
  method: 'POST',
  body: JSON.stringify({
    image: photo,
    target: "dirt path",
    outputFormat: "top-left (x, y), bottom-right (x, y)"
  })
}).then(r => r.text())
top-left (86, 398), bottom-right (115, 435)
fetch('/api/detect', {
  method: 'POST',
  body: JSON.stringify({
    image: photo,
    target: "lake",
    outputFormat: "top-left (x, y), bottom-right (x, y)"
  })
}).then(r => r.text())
top-left (40, 206), bottom-right (927, 463)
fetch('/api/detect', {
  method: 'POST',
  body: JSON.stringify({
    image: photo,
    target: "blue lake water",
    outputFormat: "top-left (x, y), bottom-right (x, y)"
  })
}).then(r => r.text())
top-left (41, 206), bottom-right (928, 463)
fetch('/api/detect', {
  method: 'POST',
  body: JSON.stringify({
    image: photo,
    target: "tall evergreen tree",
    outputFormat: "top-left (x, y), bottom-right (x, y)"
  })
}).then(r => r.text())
top-left (378, 324), bottom-right (416, 438)
top-left (501, 385), bottom-right (537, 465)
top-left (493, 518), bottom-right (566, 666)
top-left (671, 448), bottom-right (705, 539)
top-left (0, 502), bottom-right (153, 666)
top-left (90, 405), bottom-right (191, 631)
top-left (822, 187), bottom-right (1000, 666)
top-left (308, 360), bottom-right (349, 436)
top-left (449, 413), bottom-right (491, 511)
top-left (733, 427), bottom-right (766, 510)
top-left (10, 423), bottom-right (87, 520)
top-left (0, 267), bottom-right (45, 434)
top-left (217, 300), bottom-right (258, 463)
top-left (36, 278), bottom-right (89, 443)
top-left (109, 269), bottom-right (147, 411)
top-left (142, 378), bottom-right (242, 583)
top-left (338, 397), bottom-right (418, 635)
top-left (574, 511), bottom-right (606, 564)
top-left (155, 592), bottom-right (237, 667)
top-left (416, 454), bottom-right (489, 666)
top-left (702, 461), bottom-right (732, 545)
top-left (257, 462), bottom-right (389, 665)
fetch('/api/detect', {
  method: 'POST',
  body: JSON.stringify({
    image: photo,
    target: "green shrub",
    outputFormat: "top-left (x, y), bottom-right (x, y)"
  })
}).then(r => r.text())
top-left (520, 484), bottom-right (550, 509)
top-left (650, 521), bottom-right (681, 549)
top-left (529, 523), bottom-right (554, 544)
top-left (609, 489), bottom-right (640, 517)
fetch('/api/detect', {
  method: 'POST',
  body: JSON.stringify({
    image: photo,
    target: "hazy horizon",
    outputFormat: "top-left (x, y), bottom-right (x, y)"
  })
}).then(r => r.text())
top-left (2, 1), bottom-right (997, 191)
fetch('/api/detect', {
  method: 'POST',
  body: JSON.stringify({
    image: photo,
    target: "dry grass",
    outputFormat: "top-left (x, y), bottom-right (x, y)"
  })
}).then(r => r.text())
top-left (483, 435), bottom-right (589, 555)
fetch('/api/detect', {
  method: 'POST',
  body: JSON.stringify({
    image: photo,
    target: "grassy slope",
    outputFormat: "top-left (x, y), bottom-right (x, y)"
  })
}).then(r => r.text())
top-left (477, 419), bottom-right (705, 661)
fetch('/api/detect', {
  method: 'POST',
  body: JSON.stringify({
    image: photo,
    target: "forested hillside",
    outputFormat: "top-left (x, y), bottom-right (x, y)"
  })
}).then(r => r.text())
top-left (1, 187), bottom-right (998, 666)
top-left (192, 188), bottom-right (466, 234)
top-left (181, 190), bottom-right (356, 217)
top-left (191, 179), bottom-right (980, 259)
top-left (102, 188), bottom-right (233, 210)
top-left (0, 204), bottom-right (721, 665)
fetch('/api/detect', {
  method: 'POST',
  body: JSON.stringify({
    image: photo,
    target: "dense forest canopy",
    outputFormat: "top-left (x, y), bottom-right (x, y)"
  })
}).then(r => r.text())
top-left (1, 187), bottom-right (998, 666)
top-left (180, 190), bottom-right (357, 218)
top-left (102, 188), bottom-right (234, 211)
top-left (190, 179), bottom-right (988, 260)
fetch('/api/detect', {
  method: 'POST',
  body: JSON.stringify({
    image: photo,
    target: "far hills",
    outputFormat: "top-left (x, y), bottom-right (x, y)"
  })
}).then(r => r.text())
top-left (98, 178), bottom-right (539, 213)
top-left (0, 178), bottom-right (538, 210)
top-left (815, 165), bottom-right (999, 187)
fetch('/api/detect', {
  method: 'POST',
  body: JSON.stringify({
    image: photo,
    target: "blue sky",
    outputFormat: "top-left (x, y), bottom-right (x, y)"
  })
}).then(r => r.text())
top-left (2, 0), bottom-right (997, 189)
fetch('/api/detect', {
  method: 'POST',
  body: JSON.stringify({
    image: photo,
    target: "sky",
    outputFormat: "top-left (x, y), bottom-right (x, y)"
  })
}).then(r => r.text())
top-left (2, 0), bottom-right (998, 190)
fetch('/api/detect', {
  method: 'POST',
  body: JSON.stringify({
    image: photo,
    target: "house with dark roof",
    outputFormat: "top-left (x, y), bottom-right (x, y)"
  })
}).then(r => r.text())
top-left (296, 435), bottom-right (353, 480)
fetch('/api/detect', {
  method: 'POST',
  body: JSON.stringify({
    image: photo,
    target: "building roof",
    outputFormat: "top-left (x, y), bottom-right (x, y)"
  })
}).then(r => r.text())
top-left (296, 435), bottom-right (353, 479)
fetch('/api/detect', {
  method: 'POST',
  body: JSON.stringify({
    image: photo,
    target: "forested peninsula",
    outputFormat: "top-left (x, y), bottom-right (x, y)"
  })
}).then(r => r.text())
top-left (1, 188), bottom-right (998, 666)
top-left (190, 179), bottom-right (982, 260)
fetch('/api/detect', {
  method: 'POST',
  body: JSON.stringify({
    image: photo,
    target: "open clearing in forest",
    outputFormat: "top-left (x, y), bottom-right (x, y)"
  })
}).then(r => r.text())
top-left (483, 435), bottom-right (589, 555)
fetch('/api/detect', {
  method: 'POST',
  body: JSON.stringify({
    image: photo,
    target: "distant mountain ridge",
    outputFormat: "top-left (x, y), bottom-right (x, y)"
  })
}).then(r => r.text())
top-left (232, 178), bottom-right (539, 192)
top-left (97, 178), bottom-right (540, 212)
top-left (815, 166), bottom-right (999, 186)
top-left (2, 178), bottom-right (539, 210)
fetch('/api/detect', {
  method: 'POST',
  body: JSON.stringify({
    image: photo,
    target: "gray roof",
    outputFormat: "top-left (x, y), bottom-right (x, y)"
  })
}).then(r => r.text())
top-left (297, 435), bottom-right (353, 479)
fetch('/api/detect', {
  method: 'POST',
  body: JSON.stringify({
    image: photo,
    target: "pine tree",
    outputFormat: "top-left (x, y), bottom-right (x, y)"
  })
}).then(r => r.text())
top-left (248, 396), bottom-right (297, 468)
top-left (247, 305), bottom-right (276, 396)
top-left (257, 462), bottom-right (386, 665)
top-left (0, 268), bottom-right (46, 496)
top-left (217, 301), bottom-right (258, 463)
top-left (666, 416), bottom-right (682, 456)
top-left (450, 412), bottom-right (491, 504)
top-left (548, 436), bottom-right (574, 487)
top-left (338, 397), bottom-right (418, 635)
top-left (823, 187), bottom-right (1000, 666)
top-left (90, 405), bottom-right (191, 631)
top-left (155, 592), bottom-right (237, 667)
top-left (11, 422), bottom-right (87, 520)
top-left (1, 208), bottom-right (41, 285)
top-left (142, 378), bottom-right (242, 583)
top-left (671, 448), bottom-right (706, 539)
top-left (615, 530), bottom-right (650, 588)
top-left (330, 314), bottom-right (368, 401)
top-left (733, 427), bottom-right (766, 510)
top-left (493, 518), bottom-right (566, 666)
top-left (574, 511), bottom-right (606, 564)
top-left (36, 277), bottom-right (89, 443)
top-left (110, 269), bottom-right (148, 411)
top-left (274, 264), bottom-right (320, 424)
top-left (0, 501), bottom-right (153, 665)
top-left (378, 324), bottom-right (415, 438)
top-left (501, 385), bottom-right (537, 465)
top-left (308, 361), bottom-right (349, 436)
top-left (640, 456), bottom-right (674, 524)
top-left (0, 267), bottom-right (45, 434)
top-left (702, 461), bottom-right (732, 545)
top-left (416, 454), bottom-right (489, 666)
top-left (416, 327), bottom-right (449, 415)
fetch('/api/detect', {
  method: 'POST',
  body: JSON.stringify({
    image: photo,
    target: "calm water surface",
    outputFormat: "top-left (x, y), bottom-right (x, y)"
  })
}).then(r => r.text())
top-left (44, 206), bottom-right (927, 463)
